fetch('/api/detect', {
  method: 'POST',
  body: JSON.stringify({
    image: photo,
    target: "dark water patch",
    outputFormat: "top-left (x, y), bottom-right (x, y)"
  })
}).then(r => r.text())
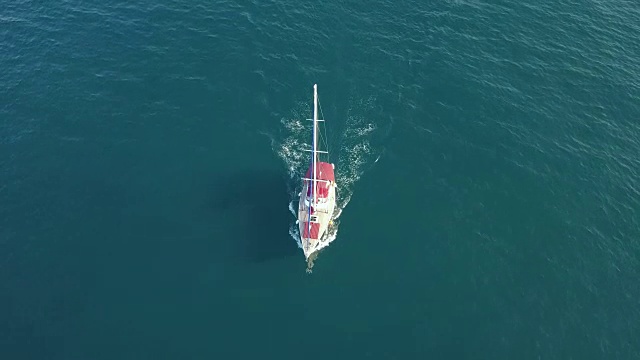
top-left (213, 169), bottom-right (298, 262)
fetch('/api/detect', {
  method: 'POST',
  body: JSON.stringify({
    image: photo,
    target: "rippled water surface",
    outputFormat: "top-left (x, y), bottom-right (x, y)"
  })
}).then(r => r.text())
top-left (1, 0), bottom-right (639, 358)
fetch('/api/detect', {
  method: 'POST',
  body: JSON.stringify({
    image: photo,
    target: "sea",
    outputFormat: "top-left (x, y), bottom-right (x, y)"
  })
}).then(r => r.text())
top-left (1, 0), bottom-right (639, 359)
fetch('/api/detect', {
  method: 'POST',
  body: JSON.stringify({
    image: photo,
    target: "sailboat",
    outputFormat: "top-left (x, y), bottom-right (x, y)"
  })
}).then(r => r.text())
top-left (298, 84), bottom-right (337, 259)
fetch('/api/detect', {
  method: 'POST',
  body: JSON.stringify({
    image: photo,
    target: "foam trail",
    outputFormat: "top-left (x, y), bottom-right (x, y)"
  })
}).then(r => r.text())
top-left (288, 200), bottom-right (303, 249)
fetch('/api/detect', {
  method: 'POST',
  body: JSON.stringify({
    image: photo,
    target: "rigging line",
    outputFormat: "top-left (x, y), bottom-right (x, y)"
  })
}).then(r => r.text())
top-left (320, 102), bottom-right (333, 154)
top-left (317, 95), bottom-right (331, 159)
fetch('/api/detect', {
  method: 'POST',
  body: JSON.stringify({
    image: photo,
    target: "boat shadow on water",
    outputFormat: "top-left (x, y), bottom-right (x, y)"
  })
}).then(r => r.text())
top-left (212, 169), bottom-right (298, 263)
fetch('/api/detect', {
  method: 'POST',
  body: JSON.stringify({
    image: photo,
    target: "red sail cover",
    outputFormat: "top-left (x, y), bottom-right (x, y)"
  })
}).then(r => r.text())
top-left (304, 162), bottom-right (335, 198)
top-left (301, 222), bottom-right (320, 239)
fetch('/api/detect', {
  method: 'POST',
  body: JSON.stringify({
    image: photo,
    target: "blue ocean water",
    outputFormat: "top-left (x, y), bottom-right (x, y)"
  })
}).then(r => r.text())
top-left (1, 0), bottom-right (639, 358)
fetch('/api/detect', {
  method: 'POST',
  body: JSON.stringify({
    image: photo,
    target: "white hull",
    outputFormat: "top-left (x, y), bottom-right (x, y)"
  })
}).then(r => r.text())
top-left (296, 83), bottom-right (337, 261)
top-left (298, 179), bottom-right (337, 259)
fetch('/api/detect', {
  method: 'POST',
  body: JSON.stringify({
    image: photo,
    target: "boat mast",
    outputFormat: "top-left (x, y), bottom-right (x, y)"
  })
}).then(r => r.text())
top-left (312, 84), bottom-right (318, 211)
